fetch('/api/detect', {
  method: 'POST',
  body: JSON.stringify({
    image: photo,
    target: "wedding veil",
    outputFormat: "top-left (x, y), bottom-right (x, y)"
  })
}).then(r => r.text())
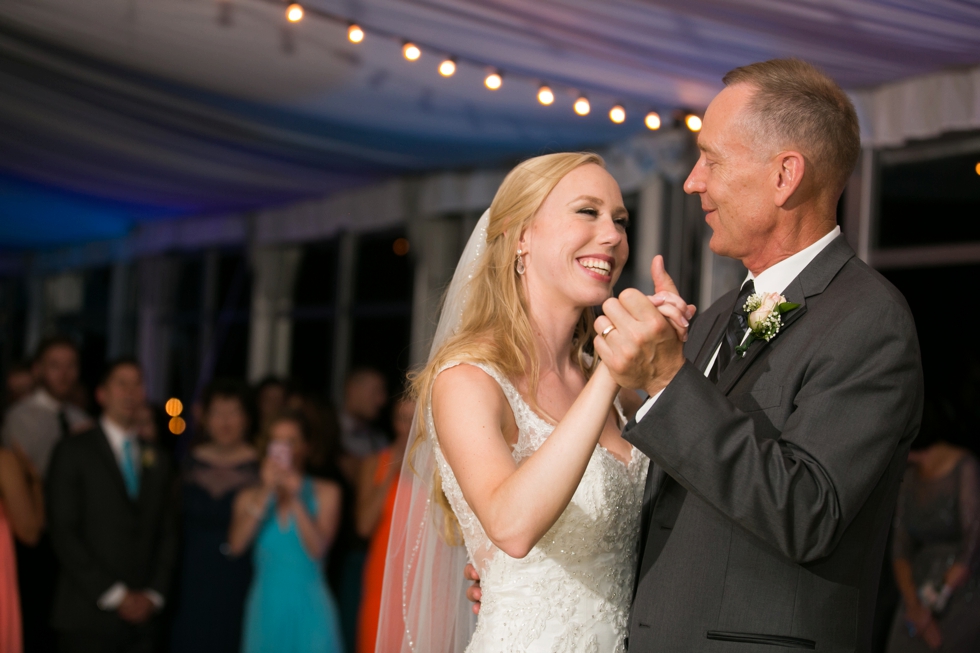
top-left (374, 210), bottom-right (490, 653)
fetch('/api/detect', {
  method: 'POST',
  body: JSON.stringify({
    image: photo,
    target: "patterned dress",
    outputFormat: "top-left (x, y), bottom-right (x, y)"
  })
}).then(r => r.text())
top-left (432, 362), bottom-right (648, 653)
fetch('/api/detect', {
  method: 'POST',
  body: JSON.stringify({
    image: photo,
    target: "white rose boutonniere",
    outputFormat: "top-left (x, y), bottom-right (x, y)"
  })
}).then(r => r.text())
top-left (735, 292), bottom-right (801, 357)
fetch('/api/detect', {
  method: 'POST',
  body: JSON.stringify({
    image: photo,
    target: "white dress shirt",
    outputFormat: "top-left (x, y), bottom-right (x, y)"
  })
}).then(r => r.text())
top-left (0, 387), bottom-right (91, 477)
top-left (96, 416), bottom-right (164, 612)
top-left (634, 226), bottom-right (841, 423)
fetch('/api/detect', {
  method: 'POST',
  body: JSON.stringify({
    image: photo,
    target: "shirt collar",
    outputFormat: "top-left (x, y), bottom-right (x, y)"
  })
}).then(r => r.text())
top-left (32, 387), bottom-right (62, 412)
top-left (100, 415), bottom-right (137, 451)
top-left (747, 226), bottom-right (841, 295)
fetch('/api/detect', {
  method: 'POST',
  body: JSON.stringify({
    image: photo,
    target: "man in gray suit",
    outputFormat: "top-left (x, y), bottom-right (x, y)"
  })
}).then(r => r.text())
top-left (595, 59), bottom-right (923, 652)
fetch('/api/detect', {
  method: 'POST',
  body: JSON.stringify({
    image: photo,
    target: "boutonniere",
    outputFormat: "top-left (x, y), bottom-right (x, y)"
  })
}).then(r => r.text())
top-left (736, 292), bottom-right (800, 357)
top-left (142, 448), bottom-right (156, 469)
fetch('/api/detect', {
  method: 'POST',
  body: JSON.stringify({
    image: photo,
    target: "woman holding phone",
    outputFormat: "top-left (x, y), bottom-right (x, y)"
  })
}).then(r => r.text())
top-left (229, 411), bottom-right (344, 653)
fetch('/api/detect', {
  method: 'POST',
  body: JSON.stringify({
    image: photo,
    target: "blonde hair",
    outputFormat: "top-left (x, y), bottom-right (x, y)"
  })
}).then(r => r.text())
top-left (410, 151), bottom-right (605, 543)
top-left (723, 59), bottom-right (860, 195)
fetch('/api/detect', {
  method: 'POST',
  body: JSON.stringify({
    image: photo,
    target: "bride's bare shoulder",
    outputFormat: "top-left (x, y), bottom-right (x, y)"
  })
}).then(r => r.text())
top-left (433, 361), bottom-right (502, 399)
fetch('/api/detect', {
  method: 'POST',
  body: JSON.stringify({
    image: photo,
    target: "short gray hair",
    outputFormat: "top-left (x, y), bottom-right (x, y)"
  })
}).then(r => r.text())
top-left (723, 59), bottom-right (860, 195)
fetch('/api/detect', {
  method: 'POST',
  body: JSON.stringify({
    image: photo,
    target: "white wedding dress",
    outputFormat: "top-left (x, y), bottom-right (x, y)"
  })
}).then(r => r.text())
top-left (431, 361), bottom-right (649, 653)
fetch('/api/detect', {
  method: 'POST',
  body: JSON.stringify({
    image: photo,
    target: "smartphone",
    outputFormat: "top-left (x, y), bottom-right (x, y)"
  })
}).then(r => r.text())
top-left (268, 441), bottom-right (293, 470)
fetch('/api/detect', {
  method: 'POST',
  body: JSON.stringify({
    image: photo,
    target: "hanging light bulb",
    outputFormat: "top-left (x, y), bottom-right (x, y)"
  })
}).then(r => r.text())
top-left (439, 58), bottom-right (456, 77)
top-left (685, 114), bottom-right (703, 132)
top-left (403, 42), bottom-right (421, 61)
top-left (484, 71), bottom-right (502, 90)
top-left (348, 24), bottom-right (364, 43)
top-left (573, 96), bottom-right (590, 116)
top-left (537, 85), bottom-right (554, 105)
top-left (609, 105), bottom-right (626, 124)
top-left (644, 111), bottom-right (662, 130)
top-left (285, 3), bottom-right (304, 22)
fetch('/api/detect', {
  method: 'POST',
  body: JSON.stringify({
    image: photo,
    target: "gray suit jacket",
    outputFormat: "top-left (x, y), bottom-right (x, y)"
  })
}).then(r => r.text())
top-left (625, 236), bottom-right (923, 653)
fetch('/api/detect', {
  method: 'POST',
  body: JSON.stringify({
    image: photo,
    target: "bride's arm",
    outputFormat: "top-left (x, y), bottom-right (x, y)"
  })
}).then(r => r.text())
top-left (433, 362), bottom-right (619, 559)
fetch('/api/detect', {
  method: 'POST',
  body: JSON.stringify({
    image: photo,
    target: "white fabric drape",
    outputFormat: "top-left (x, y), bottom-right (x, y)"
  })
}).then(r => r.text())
top-left (852, 65), bottom-right (980, 148)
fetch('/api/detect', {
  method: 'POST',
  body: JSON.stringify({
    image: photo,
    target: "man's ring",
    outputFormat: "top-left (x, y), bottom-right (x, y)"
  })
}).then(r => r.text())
top-left (601, 325), bottom-right (616, 337)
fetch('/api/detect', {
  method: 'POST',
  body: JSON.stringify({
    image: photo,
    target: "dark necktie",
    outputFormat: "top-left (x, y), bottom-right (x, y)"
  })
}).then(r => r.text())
top-left (708, 279), bottom-right (756, 384)
top-left (57, 409), bottom-right (71, 439)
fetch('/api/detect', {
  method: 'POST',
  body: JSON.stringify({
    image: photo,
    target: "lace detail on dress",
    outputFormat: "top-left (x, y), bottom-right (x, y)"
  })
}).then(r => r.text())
top-left (430, 361), bottom-right (648, 653)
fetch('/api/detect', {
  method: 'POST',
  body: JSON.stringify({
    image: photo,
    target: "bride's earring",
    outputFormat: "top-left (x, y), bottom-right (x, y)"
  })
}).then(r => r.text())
top-left (516, 249), bottom-right (526, 275)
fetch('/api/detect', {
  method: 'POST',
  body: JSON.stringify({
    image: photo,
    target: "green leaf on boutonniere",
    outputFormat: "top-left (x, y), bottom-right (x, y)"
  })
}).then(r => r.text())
top-left (777, 302), bottom-right (800, 313)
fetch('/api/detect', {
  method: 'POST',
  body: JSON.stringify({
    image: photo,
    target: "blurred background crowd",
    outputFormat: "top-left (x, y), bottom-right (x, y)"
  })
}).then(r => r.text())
top-left (0, 335), bottom-right (413, 653)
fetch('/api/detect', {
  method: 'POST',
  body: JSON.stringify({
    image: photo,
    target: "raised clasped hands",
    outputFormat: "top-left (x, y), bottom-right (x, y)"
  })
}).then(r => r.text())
top-left (594, 255), bottom-right (695, 397)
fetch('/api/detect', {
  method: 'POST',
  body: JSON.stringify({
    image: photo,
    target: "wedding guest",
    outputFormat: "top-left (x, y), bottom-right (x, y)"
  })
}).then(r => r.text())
top-left (2, 336), bottom-right (92, 477)
top-left (355, 394), bottom-right (414, 653)
top-left (254, 376), bottom-right (288, 434)
top-left (0, 444), bottom-right (46, 653)
top-left (887, 433), bottom-right (980, 652)
top-left (46, 358), bottom-right (177, 653)
top-left (3, 361), bottom-right (33, 411)
top-left (334, 370), bottom-right (386, 653)
top-left (338, 368), bottom-right (388, 483)
top-left (285, 389), bottom-right (340, 478)
top-left (229, 411), bottom-right (343, 653)
top-left (2, 336), bottom-right (92, 653)
top-left (170, 379), bottom-right (259, 653)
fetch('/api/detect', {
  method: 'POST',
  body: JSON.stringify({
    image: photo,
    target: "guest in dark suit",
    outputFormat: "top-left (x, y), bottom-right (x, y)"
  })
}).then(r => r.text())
top-left (595, 59), bottom-right (923, 652)
top-left (46, 358), bottom-right (177, 653)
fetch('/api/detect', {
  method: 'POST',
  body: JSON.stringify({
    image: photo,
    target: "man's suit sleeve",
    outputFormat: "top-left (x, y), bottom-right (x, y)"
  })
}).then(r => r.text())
top-left (46, 440), bottom-right (118, 603)
top-left (625, 298), bottom-right (922, 564)
top-left (148, 453), bottom-right (178, 599)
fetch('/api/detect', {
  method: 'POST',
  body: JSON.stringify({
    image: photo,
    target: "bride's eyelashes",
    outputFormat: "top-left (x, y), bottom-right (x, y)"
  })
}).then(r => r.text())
top-left (576, 206), bottom-right (630, 229)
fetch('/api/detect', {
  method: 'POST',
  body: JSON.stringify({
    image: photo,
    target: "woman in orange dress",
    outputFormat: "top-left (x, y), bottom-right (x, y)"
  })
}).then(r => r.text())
top-left (0, 445), bottom-right (45, 653)
top-left (356, 396), bottom-right (414, 653)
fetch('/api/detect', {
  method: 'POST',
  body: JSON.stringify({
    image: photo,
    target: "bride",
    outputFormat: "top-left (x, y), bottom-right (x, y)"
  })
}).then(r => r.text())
top-left (376, 152), bottom-right (692, 652)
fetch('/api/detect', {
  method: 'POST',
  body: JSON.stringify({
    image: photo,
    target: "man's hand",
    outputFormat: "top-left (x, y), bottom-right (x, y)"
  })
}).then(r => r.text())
top-left (117, 591), bottom-right (154, 624)
top-left (464, 563), bottom-right (481, 615)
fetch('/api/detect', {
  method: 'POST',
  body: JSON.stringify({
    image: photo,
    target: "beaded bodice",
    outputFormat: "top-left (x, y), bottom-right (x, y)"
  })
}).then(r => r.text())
top-left (430, 362), bottom-right (648, 652)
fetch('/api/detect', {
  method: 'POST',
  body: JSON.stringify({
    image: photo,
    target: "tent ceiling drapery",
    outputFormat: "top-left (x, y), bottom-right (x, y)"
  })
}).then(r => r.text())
top-left (1, 0), bottom-right (979, 249)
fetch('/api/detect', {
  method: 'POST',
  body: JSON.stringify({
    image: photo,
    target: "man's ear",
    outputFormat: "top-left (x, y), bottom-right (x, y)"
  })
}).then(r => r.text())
top-left (94, 385), bottom-right (106, 409)
top-left (773, 151), bottom-right (805, 208)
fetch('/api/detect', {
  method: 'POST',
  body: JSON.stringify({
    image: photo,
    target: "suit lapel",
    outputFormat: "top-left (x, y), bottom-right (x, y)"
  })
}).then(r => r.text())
top-left (693, 312), bottom-right (727, 374)
top-left (717, 236), bottom-right (855, 395)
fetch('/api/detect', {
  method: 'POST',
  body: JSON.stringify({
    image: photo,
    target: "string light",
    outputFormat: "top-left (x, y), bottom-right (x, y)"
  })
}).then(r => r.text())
top-left (285, 4), bottom-right (304, 22)
top-left (393, 238), bottom-right (410, 255)
top-left (403, 42), bottom-right (421, 61)
top-left (537, 85), bottom-right (554, 105)
top-left (165, 398), bottom-right (183, 417)
top-left (484, 71), bottom-right (502, 90)
top-left (169, 416), bottom-right (187, 435)
top-left (975, 162), bottom-right (980, 176)
top-left (439, 58), bottom-right (456, 77)
top-left (256, 8), bottom-right (695, 122)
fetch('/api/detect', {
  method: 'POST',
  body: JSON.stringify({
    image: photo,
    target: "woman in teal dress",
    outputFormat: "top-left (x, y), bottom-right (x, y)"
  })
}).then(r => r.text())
top-left (229, 411), bottom-right (344, 653)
